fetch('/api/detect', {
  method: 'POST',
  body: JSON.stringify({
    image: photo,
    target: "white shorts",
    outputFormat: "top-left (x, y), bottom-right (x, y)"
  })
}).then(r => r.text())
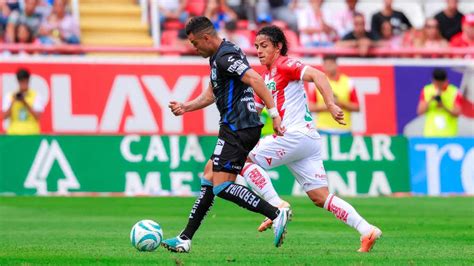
top-left (248, 130), bottom-right (328, 192)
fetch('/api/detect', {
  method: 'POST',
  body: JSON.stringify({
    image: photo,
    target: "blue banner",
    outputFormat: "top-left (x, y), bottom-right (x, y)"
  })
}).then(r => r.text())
top-left (409, 138), bottom-right (474, 195)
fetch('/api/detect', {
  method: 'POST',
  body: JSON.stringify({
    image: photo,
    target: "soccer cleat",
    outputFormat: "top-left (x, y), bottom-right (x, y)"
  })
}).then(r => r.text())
top-left (272, 207), bottom-right (291, 247)
top-left (161, 236), bottom-right (191, 253)
top-left (258, 201), bottom-right (291, 232)
top-left (358, 226), bottom-right (382, 252)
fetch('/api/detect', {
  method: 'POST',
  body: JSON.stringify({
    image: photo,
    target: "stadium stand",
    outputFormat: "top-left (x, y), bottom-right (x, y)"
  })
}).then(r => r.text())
top-left (79, 0), bottom-right (152, 46)
top-left (0, 0), bottom-right (472, 57)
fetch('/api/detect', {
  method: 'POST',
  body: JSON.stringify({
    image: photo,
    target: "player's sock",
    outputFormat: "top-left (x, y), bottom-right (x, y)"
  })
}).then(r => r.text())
top-left (214, 181), bottom-right (279, 220)
top-left (241, 162), bottom-right (284, 206)
top-left (180, 180), bottom-right (215, 240)
top-left (323, 193), bottom-right (372, 236)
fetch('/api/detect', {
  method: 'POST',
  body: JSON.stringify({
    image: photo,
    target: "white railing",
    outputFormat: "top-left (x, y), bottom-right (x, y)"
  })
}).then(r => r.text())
top-left (140, 0), bottom-right (148, 24)
top-left (71, 0), bottom-right (80, 26)
top-left (140, 0), bottom-right (160, 47)
top-left (150, 0), bottom-right (160, 47)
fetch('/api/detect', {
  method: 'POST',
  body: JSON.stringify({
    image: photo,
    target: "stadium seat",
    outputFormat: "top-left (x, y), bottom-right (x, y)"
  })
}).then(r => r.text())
top-left (186, 0), bottom-right (206, 16)
top-left (283, 29), bottom-right (300, 49)
top-left (235, 29), bottom-right (256, 44)
top-left (164, 20), bottom-right (184, 30)
top-left (237, 20), bottom-right (249, 30)
top-left (273, 20), bottom-right (288, 30)
top-left (161, 30), bottom-right (179, 46)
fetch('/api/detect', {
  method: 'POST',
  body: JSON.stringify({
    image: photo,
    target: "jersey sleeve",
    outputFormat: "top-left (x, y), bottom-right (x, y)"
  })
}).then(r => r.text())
top-left (32, 94), bottom-right (45, 112)
top-left (216, 52), bottom-right (250, 78)
top-left (2, 93), bottom-right (13, 112)
top-left (348, 80), bottom-right (359, 104)
top-left (454, 92), bottom-right (463, 107)
top-left (418, 89), bottom-right (426, 103)
top-left (278, 58), bottom-right (308, 81)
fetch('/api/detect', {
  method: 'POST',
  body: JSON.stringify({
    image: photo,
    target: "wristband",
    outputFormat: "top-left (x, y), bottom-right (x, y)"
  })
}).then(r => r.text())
top-left (268, 107), bottom-right (279, 118)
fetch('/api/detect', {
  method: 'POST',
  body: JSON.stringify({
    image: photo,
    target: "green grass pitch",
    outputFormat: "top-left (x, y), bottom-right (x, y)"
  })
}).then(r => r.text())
top-left (1, 196), bottom-right (473, 265)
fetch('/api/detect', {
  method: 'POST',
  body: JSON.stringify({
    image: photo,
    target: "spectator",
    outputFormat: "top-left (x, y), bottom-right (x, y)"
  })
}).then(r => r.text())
top-left (332, 0), bottom-right (358, 38)
top-left (256, 13), bottom-right (272, 29)
top-left (417, 68), bottom-right (462, 137)
top-left (263, 0), bottom-right (298, 32)
top-left (378, 19), bottom-right (403, 49)
top-left (5, 0), bottom-right (41, 43)
top-left (2, 68), bottom-right (45, 135)
top-left (435, 0), bottom-right (463, 41)
top-left (450, 13), bottom-right (474, 47)
top-left (39, 0), bottom-right (80, 44)
top-left (309, 55), bottom-right (359, 135)
top-left (296, 0), bottom-right (337, 47)
top-left (219, 0), bottom-right (251, 20)
top-left (184, 0), bottom-right (206, 17)
top-left (6, 0), bottom-right (19, 12)
top-left (0, 0), bottom-right (11, 39)
top-left (414, 18), bottom-right (448, 49)
top-left (204, 0), bottom-right (237, 31)
top-left (336, 13), bottom-right (379, 56)
top-left (36, 0), bottom-right (52, 19)
top-left (220, 20), bottom-right (251, 49)
top-left (14, 22), bottom-right (35, 43)
top-left (38, 0), bottom-right (80, 45)
top-left (371, 0), bottom-right (412, 38)
top-left (157, 0), bottom-right (188, 27)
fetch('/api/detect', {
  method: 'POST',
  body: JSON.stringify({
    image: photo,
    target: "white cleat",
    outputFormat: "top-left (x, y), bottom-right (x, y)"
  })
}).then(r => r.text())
top-left (161, 236), bottom-right (191, 253)
top-left (258, 200), bottom-right (291, 232)
top-left (273, 207), bottom-right (291, 247)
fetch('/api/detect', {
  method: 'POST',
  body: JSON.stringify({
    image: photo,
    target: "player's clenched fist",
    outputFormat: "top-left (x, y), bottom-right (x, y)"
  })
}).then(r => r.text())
top-left (169, 101), bottom-right (186, 116)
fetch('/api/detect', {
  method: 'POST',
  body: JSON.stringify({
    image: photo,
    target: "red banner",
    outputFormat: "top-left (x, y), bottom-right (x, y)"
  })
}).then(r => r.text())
top-left (0, 60), bottom-right (396, 135)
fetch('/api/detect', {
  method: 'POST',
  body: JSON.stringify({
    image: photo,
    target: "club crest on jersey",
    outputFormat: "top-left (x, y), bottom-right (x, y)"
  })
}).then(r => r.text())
top-left (266, 80), bottom-right (276, 92)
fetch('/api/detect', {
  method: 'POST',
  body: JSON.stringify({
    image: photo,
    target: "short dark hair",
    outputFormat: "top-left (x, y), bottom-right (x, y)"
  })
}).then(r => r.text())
top-left (16, 68), bottom-right (30, 81)
top-left (354, 12), bottom-right (364, 20)
top-left (323, 54), bottom-right (338, 62)
top-left (256, 25), bottom-right (288, 56)
top-left (185, 16), bottom-right (216, 36)
top-left (432, 68), bottom-right (447, 81)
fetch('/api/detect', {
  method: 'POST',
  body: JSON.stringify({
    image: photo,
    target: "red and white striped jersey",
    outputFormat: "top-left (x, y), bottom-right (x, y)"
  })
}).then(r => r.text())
top-left (255, 56), bottom-right (318, 137)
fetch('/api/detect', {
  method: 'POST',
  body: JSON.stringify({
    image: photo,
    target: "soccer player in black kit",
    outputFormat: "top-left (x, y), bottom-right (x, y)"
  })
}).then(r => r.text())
top-left (164, 16), bottom-right (291, 252)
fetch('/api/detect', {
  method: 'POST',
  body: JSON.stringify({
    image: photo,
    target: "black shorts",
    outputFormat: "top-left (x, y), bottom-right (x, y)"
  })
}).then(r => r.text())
top-left (211, 125), bottom-right (262, 174)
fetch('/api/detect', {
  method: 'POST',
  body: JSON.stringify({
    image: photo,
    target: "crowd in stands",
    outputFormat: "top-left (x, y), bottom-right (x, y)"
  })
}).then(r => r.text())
top-left (158, 0), bottom-right (473, 56)
top-left (0, 0), bottom-right (472, 57)
top-left (0, 0), bottom-right (80, 54)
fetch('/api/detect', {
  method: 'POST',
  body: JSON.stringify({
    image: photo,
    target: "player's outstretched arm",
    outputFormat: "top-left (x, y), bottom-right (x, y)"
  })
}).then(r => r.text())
top-left (169, 82), bottom-right (215, 116)
top-left (241, 68), bottom-right (285, 135)
top-left (302, 67), bottom-right (346, 125)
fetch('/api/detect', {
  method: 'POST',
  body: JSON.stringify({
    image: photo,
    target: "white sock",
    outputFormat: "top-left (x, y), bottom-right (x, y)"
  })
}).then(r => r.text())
top-left (241, 162), bottom-right (283, 207)
top-left (323, 193), bottom-right (372, 236)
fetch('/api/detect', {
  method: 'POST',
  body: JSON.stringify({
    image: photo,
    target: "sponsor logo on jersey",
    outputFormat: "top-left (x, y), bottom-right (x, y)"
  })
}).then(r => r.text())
top-left (266, 80), bottom-right (277, 92)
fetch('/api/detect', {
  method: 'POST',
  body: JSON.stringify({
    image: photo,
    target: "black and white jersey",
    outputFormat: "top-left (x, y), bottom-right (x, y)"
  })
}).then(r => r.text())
top-left (209, 40), bottom-right (262, 131)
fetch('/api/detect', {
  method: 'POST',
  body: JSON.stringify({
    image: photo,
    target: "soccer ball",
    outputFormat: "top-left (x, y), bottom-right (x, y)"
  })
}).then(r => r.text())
top-left (130, 219), bottom-right (163, 251)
